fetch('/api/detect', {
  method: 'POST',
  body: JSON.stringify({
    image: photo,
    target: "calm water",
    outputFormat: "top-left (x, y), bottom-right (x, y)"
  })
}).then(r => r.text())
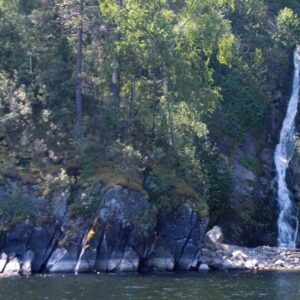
top-left (1, 272), bottom-right (300, 300)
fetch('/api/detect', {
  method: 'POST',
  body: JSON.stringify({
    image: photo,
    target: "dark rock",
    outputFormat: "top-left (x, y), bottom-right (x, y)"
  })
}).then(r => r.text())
top-left (142, 246), bottom-right (174, 272)
top-left (4, 220), bottom-right (33, 256)
top-left (52, 189), bottom-right (68, 223)
top-left (28, 225), bottom-right (58, 272)
top-left (148, 203), bottom-right (208, 271)
top-left (0, 180), bottom-right (211, 274)
top-left (0, 252), bottom-right (8, 272)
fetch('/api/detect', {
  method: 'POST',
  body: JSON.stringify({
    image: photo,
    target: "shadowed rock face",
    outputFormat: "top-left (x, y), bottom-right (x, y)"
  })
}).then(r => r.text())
top-left (218, 135), bottom-right (278, 247)
top-left (288, 149), bottom-right (300, 247)
top-left (0, 182), bottom-right (209, 275)
top-left (144, 204), bottom-right (208, 272)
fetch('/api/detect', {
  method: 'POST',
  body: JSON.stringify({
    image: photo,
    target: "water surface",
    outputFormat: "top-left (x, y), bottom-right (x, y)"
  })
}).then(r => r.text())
top-left (1, 272), bottom-right (300, 300)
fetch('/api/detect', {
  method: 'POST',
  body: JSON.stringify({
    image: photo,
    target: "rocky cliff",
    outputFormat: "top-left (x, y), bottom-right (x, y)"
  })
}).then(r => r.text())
top-left (0, 180), bottom-right (208, 275)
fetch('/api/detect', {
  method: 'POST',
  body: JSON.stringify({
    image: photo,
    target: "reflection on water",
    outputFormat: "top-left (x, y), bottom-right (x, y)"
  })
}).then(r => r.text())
top-left (0, 272), bottom-right (300, 300)
top-left (273, 272), bottom-right (299, 300)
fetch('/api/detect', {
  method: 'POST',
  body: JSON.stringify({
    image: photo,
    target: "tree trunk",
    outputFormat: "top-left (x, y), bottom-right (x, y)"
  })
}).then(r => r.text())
top-left (163, 71), bottom-right (176, 147)
top-left (75, 0), bottom-right (83, 140)
top-left (111, 54), bottom-right (120, 125)
top-left (129, 75), bottom-right (136, 139)
top-left (110, 0), bottom-right (123, 134)
top-left (151, 69), bottom-right (158, 140)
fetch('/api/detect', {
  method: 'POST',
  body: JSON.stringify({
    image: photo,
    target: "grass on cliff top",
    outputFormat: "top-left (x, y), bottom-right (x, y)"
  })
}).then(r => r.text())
top-left (79, 163), bottom-right (148, 197)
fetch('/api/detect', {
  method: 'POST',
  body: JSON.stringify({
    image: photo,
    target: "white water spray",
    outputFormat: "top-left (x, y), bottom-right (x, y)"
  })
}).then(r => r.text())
top-left (275, 47), bottom-right (300, 248)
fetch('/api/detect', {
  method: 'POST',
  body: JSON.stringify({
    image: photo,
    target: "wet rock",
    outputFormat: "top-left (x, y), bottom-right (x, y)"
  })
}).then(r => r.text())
top-left (143, 246), bottom-right (175, 272)
top-left (4, 257), bottom-right (20, 275)
top-left (22, 250), bottom-right (35, 274)
top-left (116, 247), bottom-right (139, 272)
top-left (95, 185), bottom-right (156, 272)
top-left (152, 203), bottom-right (208, 271)
top-left (46, 216), bottom-right (89, 273)
top-left (28, 225), bottom-right (58, 272)
top-left (221, 259), bottom-right (245, 270)
top-left (46, 248), bottom-right (71, 272)
top-left (199, 263), bottom-right (210, 271)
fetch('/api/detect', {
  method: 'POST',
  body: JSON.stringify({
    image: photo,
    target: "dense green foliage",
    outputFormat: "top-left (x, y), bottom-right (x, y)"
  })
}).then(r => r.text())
top-left (0, 0), bottom-right (300, 214)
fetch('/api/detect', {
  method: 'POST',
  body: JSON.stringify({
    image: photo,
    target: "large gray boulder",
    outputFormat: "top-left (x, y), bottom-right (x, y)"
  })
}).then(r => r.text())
top-left (3, 257), bottom-right (20, 276)
top-left (204, 226), bottom-right (224, 248)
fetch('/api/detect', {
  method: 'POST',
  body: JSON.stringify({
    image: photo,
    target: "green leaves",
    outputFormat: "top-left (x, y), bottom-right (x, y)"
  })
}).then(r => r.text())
top-left (276, 7), bottom-right (300, 47)
top-left (217, 33), bottom-right (235, 65)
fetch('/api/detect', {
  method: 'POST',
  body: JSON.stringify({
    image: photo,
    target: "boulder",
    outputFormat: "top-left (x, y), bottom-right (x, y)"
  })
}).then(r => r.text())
top-left (231, 250), bottom-right (248, 261)
top-left (204, 226), bottom-right (224, 246)
top-left (274, 259), bottom-right (285, 267)
top-left (199, 263), bottom-right (210, 271)
top-left (4, 257), bottom-right (20, 275)
top-left (244, 259), bottom-right (258, 269)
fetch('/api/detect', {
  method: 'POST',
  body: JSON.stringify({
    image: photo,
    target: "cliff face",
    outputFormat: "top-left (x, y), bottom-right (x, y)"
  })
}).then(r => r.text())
top-left (211, 76), bottom-right (294, 247)
top-left (217, 135), bottom-right (277, 247)
top-left (0, 180), bottom-right (208, 275)
top-left (287, 120), bottom-right (300, 247)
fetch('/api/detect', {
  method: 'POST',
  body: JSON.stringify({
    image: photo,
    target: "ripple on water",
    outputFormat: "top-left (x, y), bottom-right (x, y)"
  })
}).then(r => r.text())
top-left (0, 272), bottom-right (299, 300)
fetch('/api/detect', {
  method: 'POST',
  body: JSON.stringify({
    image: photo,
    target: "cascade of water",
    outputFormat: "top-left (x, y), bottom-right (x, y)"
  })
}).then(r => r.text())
top-left (275, 47), bottom-right (300, 248)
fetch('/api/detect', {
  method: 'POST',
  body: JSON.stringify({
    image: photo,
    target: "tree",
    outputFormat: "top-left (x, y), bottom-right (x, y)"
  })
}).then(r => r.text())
top-left (75, 0), bottom-right (83, 140)
top-left (276, 7), bottom-right (300, 48)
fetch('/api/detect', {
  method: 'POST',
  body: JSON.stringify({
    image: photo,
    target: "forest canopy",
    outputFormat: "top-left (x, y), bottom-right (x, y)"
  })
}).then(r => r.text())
top-left (0, 0), bottom-right (300, 213)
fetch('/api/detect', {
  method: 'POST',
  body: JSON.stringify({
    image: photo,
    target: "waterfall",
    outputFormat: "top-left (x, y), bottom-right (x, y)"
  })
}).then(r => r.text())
top-left (275, 47), bottom-right (300, 248)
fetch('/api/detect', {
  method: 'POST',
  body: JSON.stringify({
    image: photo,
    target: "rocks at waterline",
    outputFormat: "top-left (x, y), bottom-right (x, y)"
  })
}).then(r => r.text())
top-left (1, 178), bottom-right (300, 276)
top-left (199, 227), bottom-right (300, 271)
top-left (198, 243), bottom-right (300, 271)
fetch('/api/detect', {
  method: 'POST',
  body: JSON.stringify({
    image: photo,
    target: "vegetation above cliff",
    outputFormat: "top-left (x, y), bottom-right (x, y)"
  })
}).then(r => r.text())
top-left (0, 0), bottom-right (300, 214)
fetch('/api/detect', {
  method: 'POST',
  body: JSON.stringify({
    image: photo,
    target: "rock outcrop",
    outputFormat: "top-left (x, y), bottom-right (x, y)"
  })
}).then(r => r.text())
top-left (0, 180), bottom-right (209, 276)
top-left (143, 203), bottom-right (208, 271)
top-left (219, 135), bottom-right (277, 247)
